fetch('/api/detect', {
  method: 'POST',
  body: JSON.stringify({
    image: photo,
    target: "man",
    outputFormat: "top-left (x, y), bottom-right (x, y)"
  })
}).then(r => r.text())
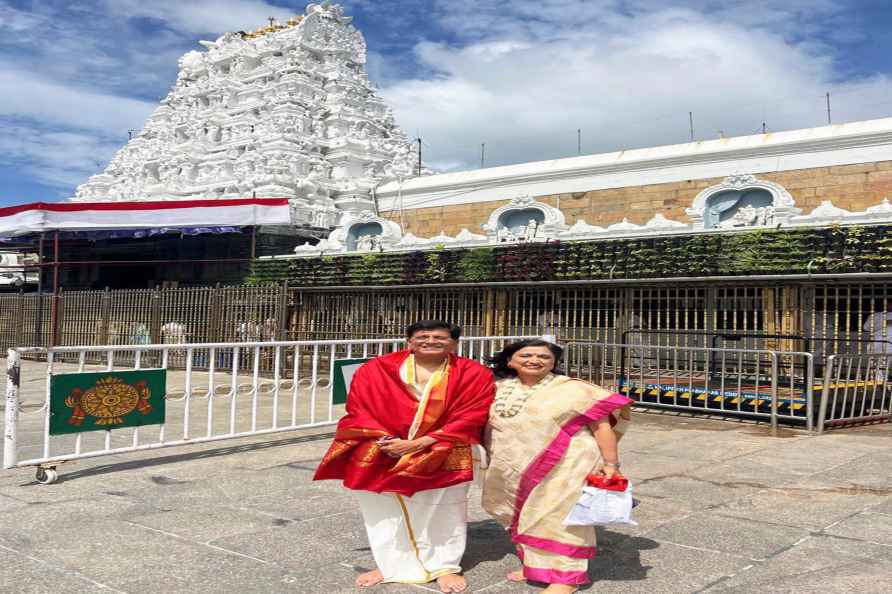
top-left (314, 321), bottom-right (495, 593)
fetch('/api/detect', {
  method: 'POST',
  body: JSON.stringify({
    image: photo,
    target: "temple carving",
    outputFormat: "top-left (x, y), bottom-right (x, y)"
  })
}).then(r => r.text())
top-left (73, 2), bottom-right (419, 230)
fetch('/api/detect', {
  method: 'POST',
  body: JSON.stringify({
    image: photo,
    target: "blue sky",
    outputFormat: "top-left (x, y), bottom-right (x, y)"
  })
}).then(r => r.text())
top-left (2, 0), bottom-right (892, 206)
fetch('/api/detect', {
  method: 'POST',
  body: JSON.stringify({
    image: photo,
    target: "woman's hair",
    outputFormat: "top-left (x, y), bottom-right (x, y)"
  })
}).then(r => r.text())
top-left (485, 339), bottom-right (565, 379)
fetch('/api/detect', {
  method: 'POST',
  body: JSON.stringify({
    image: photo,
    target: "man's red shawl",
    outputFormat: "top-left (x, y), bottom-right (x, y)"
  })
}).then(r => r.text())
top-left (313, 350), bottom-right (495, 496)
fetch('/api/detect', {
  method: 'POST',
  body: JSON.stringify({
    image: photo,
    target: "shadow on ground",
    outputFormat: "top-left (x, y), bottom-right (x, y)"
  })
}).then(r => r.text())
top-left (27, 431), bottom-right (335, 485)
top-left (463, 519), bottom-right (659, 589)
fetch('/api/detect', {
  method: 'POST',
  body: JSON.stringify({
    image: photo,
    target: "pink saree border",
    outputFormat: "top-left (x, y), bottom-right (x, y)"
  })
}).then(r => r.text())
top-left (523, 565), bottom-right (591, 585)
top-left (516, 543), bottom-right (592, 585)
top-left (509, 392), bottom-right (632, 558)
top-left (514, 534), bottom-right (595, 559)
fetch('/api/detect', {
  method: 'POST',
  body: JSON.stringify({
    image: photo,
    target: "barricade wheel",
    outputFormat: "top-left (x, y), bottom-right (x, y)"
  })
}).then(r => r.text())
top-left (35, 467), bottom-right (58, 485)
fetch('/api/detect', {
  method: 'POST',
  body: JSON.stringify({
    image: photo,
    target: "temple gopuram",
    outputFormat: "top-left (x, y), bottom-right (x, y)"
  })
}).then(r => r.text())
top-left (75, 2), bottom-right (418, 229)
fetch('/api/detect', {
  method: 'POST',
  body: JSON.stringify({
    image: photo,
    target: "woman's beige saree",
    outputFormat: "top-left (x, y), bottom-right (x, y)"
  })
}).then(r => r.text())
top-left (483, 374), bottom-right (631, 585)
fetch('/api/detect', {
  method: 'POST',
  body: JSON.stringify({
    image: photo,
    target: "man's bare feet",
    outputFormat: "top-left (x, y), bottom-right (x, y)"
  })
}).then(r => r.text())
top-left (437, 573), bottom-right (467, 593)
top-left (542, 584), bottom-right (578, 594)
top-left (355, 569), bottom-right (384, 588)
top-left (506, 569), bottom-right (525, 582)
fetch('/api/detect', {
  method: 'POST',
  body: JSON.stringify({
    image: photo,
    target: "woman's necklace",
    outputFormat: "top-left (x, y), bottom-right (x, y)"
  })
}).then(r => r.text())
top-left (493, 374), bottom-right (555, 418)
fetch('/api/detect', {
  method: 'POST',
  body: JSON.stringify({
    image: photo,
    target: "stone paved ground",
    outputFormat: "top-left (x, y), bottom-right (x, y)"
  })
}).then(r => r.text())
top-left (2, 408), bottom-right (891, 594)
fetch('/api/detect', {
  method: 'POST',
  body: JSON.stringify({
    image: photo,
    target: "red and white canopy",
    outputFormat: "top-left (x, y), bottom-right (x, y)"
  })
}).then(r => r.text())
top-left (0, 198), bottom-right (291, 237)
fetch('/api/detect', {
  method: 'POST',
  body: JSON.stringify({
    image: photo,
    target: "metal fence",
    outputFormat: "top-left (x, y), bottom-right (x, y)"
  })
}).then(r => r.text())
top-left (564, 341), bottom-right (815, 430)
top-left (0, 286), bottom-right (288, 353)
top-left (2, 282), bottom-right (890, 361)
top-left (289, 283), bottom-right (892, 367)
top-left (1, 279), bottom-right (890, 433)
top-left (3, 335), bottom-right (529, 483)
top-left (819, 353), bottom-right (892, 431)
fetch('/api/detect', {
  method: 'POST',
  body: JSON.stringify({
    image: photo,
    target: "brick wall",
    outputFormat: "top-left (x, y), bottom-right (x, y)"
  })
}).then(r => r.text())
top-left (380, 161), bottom-right (892, 237)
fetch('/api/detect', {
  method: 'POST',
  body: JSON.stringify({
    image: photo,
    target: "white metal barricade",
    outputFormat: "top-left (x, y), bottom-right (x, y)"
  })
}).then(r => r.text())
top-left (3, 336), bottom-right (529, 483)
top-left (818, 353), bottom-right (892, 432)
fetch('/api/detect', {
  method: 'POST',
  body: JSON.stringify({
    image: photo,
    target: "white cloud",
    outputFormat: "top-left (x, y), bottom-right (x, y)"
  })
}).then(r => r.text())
top-left (0, 67), bottom-right (154, 192)
top-left (0, 120), bottom-right (123, 191)
top-left (0, 4), bottom-right (46, 33)
top-left (0, 69), bottom-right (155, 136)
top-left (380, 1), bottom-right (892, 171)
top-left (99, 0), bottom-right (292, 35)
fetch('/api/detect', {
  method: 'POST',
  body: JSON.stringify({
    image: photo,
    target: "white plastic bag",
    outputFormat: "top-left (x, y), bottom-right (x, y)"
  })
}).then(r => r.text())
top-left (563, 483), bottom-right (637, 526)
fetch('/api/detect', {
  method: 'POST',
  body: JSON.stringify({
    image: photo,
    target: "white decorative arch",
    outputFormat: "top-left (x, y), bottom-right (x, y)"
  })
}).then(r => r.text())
top-left (482, 194), bottom-right (568, 242)
top-left (325, 210), bottom-right (403, 252)
top-left (686, 174), bottom-right (801, 229)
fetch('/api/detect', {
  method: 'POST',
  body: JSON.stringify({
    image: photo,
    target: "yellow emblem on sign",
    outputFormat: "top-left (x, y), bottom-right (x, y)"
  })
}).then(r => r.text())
top-left (65, 377), bottom-right (154, 427)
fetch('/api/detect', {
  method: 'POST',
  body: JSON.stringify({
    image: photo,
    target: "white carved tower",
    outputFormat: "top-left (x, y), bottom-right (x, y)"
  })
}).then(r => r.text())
top-left (73, 2), bottom-right (418, 229)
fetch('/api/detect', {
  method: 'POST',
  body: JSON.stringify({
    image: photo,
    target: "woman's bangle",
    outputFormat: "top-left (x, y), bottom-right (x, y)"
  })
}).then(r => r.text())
top-left (603, 461), bottom-right (621, 468)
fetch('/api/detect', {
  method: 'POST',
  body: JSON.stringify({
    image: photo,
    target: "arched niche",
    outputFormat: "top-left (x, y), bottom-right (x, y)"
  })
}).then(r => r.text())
top-left (346, 222), bottom-right (383, 251)
top-left (325, 211), bottom-right (404, 252)
top-left (686, 174), bottom-right (801, 229)
top-left (498, 208), bottom-right (546, 235)
top-left (704, 188), bottom-right (774, 229)
top-left (482, 195), bottom-right (567, 242)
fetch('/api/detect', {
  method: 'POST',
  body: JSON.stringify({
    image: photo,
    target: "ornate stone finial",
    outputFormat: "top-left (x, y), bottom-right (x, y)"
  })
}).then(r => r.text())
top-left (810, 200), bottom-right (851, 219)
top-left (565, 219), bottom-right (605, 234)
top-left (645, 213), bottom-right (687, 229)
top-left (724, 173), bottom-right (758, 188)
top-left (606, 218), bottom-right (641, 232)
top-left (509, 194), bottom-right (536, 207)
top-left (866, 198), bottom-right (892, 215)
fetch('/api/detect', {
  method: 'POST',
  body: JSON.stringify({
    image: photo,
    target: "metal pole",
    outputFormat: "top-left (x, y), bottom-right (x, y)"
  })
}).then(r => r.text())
top-left (481, 143), bottom-right (486, 169)
top-left (50, 231), bottom-right (60, 347)
top-left (4, 349), bottom-right (21, 469)
top-left (805, 353), bottom-right (814, 432)
top-left (826, 92), bottom-right (832, 125)
top-left (416, 138), bottom-right (422, 176)
top-left (689, 112), bottom-right (694, 141)
top-left (577, 129), bottom-right (581, 155)
top-left (250, 226), bottom-right (257, 260)
top-left (33, 233), bottom-right (45, 347)
top-left (817, 355), bottom-right (835, 433)
top-left (770, 351), bottom-right (779, 436)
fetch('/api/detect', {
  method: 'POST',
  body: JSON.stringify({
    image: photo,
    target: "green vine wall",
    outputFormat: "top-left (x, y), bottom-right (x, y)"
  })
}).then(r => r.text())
top-left (246, 225), bottom-right (892, 287)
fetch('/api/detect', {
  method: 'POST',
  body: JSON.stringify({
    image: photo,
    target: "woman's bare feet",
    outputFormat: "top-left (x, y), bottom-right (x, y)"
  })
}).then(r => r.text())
top-left (506, 569), bottom-right (525, 582)
top-left (542, 584), bottom-right (578, 594)
top-left (355, 569), bottom-right (384, 588)
top-left (437, 573), bottom-right (467, 593)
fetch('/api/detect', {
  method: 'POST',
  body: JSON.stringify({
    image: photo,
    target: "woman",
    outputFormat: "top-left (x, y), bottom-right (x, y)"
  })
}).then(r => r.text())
top-left (482, 339), bottom-right (632, 593)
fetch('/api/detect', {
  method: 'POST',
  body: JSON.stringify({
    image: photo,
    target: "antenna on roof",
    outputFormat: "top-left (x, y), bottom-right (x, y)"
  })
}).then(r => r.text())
top-left (416, 137), bottom-right (422, 176)
top-left (826, 92), bottom-right (832, 125)
top-left (577, 128), bottom-right (581, 155)
top-left (689, 112), bottom-right (694, 142)
top-left (481, 143), bottom-right (486, 169)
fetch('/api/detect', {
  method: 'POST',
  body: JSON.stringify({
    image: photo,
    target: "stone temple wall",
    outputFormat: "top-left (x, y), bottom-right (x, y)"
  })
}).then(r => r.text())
top-left (380, 160), bottom-right (892, 238)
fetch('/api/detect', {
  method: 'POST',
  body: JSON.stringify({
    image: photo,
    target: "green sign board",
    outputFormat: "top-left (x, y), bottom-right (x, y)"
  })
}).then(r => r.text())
top-left (332, 358), bottom-right (371, 405)
top-left (49, 369), bottom-right (167, 435)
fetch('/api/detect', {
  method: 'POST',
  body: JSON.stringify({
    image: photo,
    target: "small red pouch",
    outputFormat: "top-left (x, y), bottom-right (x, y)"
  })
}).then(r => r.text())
top-left (586, 474), bottom-right (629, 492)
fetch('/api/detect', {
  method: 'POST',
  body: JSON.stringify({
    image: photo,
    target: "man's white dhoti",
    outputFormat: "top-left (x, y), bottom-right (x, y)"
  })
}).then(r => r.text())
top-left (352, 355), bottom-right (476, 584)
top-left (355, 483), bottom-right (469, 583)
